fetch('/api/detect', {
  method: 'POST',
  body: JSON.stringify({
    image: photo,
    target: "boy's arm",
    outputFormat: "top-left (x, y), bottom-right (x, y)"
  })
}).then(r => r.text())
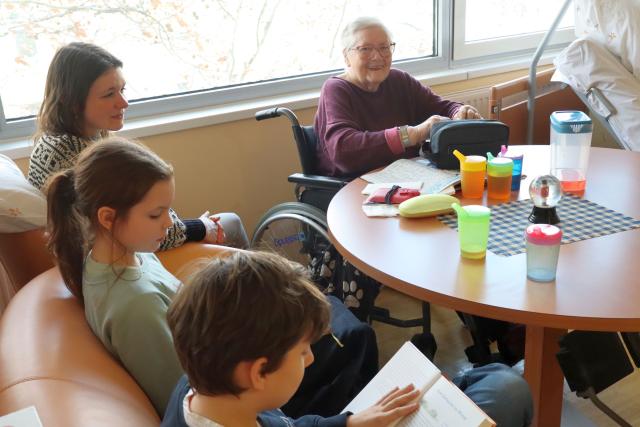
top-left (259, 410), bottom-right (350, 427)
top-left (261, 383), bottom-right (419, 427)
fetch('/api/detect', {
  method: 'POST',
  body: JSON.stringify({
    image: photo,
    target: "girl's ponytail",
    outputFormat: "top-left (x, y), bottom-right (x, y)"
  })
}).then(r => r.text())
top-left (46, 169), bottom-right (86, 299)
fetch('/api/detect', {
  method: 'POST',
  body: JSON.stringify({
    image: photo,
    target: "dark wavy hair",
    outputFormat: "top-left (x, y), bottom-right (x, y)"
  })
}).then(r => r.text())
top-left (36, 42), bottom-right (122, 139)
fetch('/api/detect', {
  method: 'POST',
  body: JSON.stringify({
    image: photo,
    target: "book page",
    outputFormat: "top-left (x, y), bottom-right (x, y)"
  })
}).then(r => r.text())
top-left (0, 406), bottom-right (44, 427)
top-left (409, 376), bottom-right (494, 427)
top-left (361, 159), bottom-right (460, 195)
top-left (343, 341), bottom-right (441, 415)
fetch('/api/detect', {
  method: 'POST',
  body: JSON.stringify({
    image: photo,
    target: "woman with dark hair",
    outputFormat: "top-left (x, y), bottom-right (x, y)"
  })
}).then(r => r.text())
top-left (34, 43), bottom-right (380, 420)
top-left (28, 42), bottom-right (249, 250)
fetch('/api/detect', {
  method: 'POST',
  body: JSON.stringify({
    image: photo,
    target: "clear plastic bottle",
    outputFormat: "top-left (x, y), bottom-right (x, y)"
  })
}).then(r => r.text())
top-left (550, 111), bottom-right (592, 193)
top-left (525, 224), bottom-right (562, 282)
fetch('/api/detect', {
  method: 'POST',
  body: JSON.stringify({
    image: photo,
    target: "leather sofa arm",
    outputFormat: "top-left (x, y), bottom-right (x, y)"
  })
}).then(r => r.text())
top-left (156, 242), bottom-right (242, 282)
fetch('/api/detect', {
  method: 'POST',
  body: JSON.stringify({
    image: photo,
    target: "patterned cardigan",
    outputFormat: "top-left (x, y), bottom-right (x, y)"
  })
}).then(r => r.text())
top-left (27, 133), bottom-right (204, 250)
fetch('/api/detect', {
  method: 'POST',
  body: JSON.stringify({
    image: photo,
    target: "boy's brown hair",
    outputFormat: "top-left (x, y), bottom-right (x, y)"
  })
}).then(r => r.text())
top-left (167, 251), bottom-right (330, 396)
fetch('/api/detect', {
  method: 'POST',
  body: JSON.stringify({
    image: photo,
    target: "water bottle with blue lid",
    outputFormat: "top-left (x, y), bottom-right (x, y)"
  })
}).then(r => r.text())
top-left (550, 111), bottom-right (592, 193)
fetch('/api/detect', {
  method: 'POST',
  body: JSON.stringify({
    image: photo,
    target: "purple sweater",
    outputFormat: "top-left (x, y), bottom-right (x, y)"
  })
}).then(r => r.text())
top-left (314, 69), bottom-right (462, 177)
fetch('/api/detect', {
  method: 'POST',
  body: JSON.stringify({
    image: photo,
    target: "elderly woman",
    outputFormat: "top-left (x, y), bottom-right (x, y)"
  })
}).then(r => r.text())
top-left (313, 18), bottom-right (534, 427)
top-left (315, 17), bottom-right (481, 178)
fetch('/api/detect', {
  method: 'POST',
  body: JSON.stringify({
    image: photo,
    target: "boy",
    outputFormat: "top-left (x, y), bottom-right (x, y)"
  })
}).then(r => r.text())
top-left (162, 251), bottom-right (420, 427)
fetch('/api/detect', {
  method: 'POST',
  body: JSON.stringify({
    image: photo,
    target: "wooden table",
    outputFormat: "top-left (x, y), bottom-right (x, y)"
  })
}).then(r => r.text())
top-left (327, 146), bottom-right (640, 427)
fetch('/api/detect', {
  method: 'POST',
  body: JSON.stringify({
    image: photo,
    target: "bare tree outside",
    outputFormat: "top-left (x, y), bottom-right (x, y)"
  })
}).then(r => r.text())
top-left (0, 0), bottom-right (434, 120)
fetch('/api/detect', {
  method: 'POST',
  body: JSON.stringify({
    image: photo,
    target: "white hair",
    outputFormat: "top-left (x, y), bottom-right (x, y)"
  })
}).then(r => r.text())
top-left (341, 17), bottom-right (392, 53)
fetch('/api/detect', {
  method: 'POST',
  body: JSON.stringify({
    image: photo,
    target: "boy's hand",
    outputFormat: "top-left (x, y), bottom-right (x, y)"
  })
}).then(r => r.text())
top-left (346, 384), bottom-right (421, 427)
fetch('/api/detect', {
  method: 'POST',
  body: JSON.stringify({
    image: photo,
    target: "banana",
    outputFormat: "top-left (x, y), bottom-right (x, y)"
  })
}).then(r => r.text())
top-left (398, 194), bottom-right (460, 218)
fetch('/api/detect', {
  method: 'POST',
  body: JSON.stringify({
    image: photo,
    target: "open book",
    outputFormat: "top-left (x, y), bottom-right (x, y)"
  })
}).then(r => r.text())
top-left (344, 342), bottom-right (495, 427)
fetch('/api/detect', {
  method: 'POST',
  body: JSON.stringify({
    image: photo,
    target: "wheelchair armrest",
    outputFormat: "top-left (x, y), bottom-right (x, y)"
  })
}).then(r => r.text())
top-left (288, 173), bottom-right (349, 190)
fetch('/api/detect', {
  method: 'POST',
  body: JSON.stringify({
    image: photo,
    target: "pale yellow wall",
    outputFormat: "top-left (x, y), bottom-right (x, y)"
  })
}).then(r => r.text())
top-left (13, 67), bottom-right (549, 236)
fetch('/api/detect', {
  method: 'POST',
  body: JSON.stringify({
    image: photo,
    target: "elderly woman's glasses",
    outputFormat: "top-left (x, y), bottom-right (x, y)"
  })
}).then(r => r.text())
top-left (349, 43), bottom-right (396, 58)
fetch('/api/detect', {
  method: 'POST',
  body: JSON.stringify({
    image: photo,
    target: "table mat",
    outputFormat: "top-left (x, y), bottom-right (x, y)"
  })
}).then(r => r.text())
top-left (438, 194), bottom-right (640, 256)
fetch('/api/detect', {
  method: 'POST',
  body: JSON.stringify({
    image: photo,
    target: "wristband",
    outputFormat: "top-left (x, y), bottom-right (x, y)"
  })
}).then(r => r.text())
top-left (398, 125), bottom-right (411, 149)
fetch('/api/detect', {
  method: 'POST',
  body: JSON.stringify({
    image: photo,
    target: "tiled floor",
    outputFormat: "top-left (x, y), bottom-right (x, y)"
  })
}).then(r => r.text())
top-left (371, 287), bottom-right (640, 427)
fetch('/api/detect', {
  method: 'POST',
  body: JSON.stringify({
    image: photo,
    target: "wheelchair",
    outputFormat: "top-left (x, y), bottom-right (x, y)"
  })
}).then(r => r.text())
top-left (251, 106), bottom-right (436, 357)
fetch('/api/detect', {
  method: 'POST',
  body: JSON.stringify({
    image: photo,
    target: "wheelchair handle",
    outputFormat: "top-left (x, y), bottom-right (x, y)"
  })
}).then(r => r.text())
top-left (255, 107), bottom-right (300, 126)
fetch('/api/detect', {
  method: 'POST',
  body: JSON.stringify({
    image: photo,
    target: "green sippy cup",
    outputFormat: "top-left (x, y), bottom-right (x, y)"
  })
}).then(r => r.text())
top-left (451, 203), bottom-right (491, 259)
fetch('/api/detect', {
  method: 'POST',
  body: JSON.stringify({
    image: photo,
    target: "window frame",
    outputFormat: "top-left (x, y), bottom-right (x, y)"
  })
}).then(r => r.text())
top-left (0, 0), bottom-right (571, 149)
top-left (451, 0), bottom-right (574, 61)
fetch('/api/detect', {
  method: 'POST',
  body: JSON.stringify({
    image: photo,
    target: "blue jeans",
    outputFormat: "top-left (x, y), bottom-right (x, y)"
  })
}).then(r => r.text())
top-left (454, 363), bottom-right (533, 427)
top-left (216, 212), bottom-right (249, 248)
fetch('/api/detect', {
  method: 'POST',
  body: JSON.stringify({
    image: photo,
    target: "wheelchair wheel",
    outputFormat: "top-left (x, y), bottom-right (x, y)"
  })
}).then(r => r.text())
top-left (251, 202), bottom-right (329, 267)
top-left (254, 201), bottom-right (328, 229)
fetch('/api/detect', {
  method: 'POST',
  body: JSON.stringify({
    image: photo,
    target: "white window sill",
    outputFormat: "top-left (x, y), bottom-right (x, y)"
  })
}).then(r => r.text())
top-left (0, 53), bottom-right (555, 159)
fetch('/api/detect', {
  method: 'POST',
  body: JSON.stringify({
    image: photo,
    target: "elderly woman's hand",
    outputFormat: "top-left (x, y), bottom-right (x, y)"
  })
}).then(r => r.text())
top-left (409, 115), bottom-right (450, 145)
top-left (453, 105), bottom-right (482, 120)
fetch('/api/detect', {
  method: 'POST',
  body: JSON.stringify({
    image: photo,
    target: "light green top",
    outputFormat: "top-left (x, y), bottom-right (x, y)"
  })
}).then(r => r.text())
top-left (83, 252), bottom-right (183, 415)
top-left (487, 157), bottom-right (513, 177)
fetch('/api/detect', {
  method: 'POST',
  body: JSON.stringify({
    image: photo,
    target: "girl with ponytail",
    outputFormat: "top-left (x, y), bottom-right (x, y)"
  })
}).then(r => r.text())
top-left (45, 138), bottom-right (382, 423)
top-left (46, 136), bottom-right (182, 413)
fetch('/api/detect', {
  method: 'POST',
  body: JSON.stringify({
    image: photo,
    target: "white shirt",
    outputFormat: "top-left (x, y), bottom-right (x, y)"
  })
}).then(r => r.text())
top-left (183, 389), bottom-right (224, 427)
top-left (183, 388), bottom-right (261, 427)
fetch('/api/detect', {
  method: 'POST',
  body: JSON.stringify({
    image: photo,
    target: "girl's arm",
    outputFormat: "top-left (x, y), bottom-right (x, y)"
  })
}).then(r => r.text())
top-left (159, 208), bottom-right (208, 251)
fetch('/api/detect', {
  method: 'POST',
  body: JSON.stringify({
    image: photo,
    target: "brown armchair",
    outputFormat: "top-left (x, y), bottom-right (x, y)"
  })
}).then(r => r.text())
top-left (0, 241), bottom-right (235, 426)
top-left (0, 229), bottom-right (53, 313)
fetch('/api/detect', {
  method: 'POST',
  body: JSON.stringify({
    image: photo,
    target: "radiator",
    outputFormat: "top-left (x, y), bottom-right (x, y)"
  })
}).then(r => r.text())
top-left (443, 87), bottom-right (490, 118)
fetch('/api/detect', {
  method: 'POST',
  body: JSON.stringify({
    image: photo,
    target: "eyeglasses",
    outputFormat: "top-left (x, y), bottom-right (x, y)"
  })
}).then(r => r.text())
top-left (349, 43), bottom-right (396, 58)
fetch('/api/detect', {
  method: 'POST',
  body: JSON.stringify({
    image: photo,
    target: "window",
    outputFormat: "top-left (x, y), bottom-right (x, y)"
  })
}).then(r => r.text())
top-left (453, 0), bottom-right (575, 61)
top-left (0, 0), bottom-right (435, 135)
top-left (0, 0), bottom-right (574, 145)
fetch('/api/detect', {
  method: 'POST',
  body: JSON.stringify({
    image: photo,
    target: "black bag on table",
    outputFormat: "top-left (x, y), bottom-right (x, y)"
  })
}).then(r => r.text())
top-left (421, 119), bottom-right (510, 169)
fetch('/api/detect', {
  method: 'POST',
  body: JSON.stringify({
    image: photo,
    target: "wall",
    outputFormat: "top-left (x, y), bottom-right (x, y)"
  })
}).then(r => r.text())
top-left (13, 67), bottom-right (557, 237)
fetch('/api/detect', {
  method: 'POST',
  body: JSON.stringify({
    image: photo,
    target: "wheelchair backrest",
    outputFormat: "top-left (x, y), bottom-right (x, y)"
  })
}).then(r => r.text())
top-left (292, 125), bottom-right (319, 175)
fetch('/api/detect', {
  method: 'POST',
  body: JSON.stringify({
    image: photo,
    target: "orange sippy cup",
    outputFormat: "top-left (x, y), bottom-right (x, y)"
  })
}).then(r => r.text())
top-left (453, 149), bottom-right (486, 199)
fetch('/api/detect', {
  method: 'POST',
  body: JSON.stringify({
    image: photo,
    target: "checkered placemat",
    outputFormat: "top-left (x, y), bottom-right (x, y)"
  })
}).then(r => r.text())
top-left (438, 194), bottom-right (640, 256)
